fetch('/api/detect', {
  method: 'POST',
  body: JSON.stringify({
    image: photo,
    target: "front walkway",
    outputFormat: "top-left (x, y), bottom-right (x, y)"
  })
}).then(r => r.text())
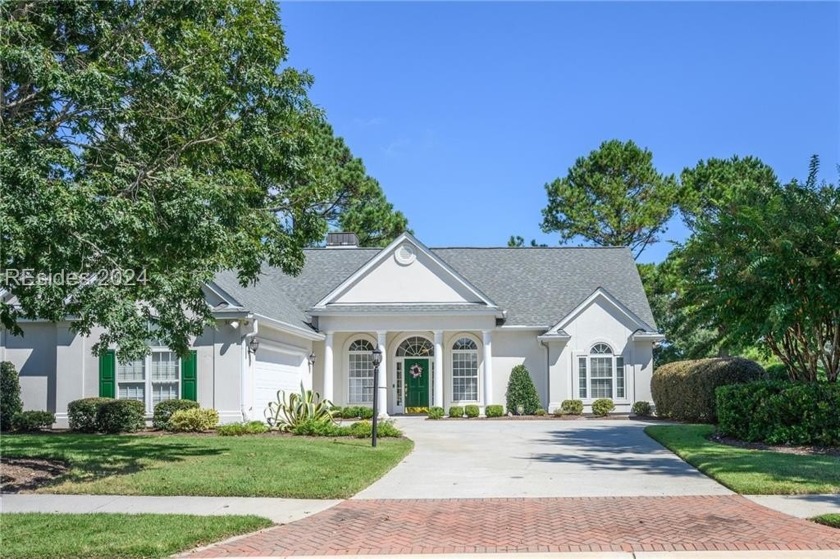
top-left (184, 495), bottom-right (840, 556)
top-left (355, 418), bottom-right (729, 499)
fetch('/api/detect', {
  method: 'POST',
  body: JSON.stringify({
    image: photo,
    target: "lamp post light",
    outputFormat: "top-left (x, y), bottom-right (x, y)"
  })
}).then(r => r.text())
top-left (307, 352), bottom-right (316, 373)
top-left (371, 348), bottom-right (382, 448)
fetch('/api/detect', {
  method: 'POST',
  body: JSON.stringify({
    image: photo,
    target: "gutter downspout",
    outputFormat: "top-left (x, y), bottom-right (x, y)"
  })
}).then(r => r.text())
top-left (241, 318), bottom-right (259, 421)
top-left (540, 339), bottom-right (550, 410)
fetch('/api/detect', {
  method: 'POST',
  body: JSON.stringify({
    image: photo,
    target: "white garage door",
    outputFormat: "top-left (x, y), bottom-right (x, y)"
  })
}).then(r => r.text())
top-left (253, 345), bottom-right (307, 421)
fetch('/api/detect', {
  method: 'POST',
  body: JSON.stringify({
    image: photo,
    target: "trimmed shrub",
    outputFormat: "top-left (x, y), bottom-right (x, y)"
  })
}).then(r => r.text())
top-left (591, 398), bottom-right (615, 417)
top-left (340, 406), bottom-right (375, 419)
top-left (559, 399), bottom-right (583, 415)
top-left (485, 404), bottom-right (504, 418)
top-left (348, 420), bottom-right (402, 439)
top-left (167, 408), bottom-right (219, 432)
top-left (217, 421), bottom-right (269, 436)
top-left (68, 397), bottom-right (112, 432)
top-left (97, 399), bottom-right (145, 433)
top-left (153, 399), bottom-right (199, 429)
top-left (292, 418), bottom-right (348, 437)
top-left (448, 406), bottom-right (464, 418)
top-left (12, 410), bottom-right (55, 431)
top-left (427, 406), bottom-right (445, 420)
top-left (1, 361), bottom-right (23, 432)
top-left (717, 381), bottom-right (840, 446)
top-left (464, 404), bottom-right (480, 418)
top-left (651, 357), bottom-right (764, 423)
top-left (631, 401), bottom-right (652, 417)
top-left (535, 408), bottom-right (547, 416)
top-left (340, 406), bottom-right (360, 419)
top-left (505, 364), bottom-right (541, 415)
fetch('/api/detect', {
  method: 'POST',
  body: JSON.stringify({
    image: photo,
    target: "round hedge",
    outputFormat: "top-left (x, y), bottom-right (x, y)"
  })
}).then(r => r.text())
top-left (651, 357), bottom-right (764, 423)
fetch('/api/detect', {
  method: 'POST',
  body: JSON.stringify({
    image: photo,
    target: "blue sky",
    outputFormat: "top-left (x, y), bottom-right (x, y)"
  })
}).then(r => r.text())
top-left (280, 1), bottom-right (839, 263)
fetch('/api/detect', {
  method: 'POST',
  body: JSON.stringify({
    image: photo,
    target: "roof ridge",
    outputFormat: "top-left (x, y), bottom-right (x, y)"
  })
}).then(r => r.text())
top-left (431, 246), bottom-right (630, 250)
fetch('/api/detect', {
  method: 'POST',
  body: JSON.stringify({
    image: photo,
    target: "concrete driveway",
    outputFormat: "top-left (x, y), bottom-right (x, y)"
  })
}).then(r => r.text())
top-left (354, 417), bottom-right (731, 499)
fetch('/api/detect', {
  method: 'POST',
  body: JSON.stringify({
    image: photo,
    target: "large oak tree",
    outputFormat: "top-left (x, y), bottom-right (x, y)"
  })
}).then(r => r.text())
top-left (0, 0), bottom-right (405, 359)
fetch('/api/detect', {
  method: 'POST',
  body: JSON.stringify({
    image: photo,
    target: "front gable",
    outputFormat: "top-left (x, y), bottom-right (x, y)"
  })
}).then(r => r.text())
top-left (312, 233), bottom-right (497, 308)
top-left (546, 287), bottom-right (657, 336)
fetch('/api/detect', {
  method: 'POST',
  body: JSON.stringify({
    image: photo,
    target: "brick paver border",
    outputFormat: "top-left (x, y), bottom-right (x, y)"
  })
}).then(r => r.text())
top-left (187, 495), bottom-right (840, 557)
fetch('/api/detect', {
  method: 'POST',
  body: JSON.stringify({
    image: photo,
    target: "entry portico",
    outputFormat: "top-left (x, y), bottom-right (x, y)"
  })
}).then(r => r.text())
top-left (294, 232), bottom-right (662, 415)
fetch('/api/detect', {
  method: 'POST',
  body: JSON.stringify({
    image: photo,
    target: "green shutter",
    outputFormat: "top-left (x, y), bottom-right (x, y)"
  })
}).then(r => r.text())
top-left (181, 350), bottom-right (197, 401)
top-left (99, 350), bottom-right (116, 398)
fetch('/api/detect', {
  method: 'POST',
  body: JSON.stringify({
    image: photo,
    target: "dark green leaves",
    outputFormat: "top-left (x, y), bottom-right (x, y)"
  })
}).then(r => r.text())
top-left (540, 139), bottom-right (679, 259)
top-left (0, 0), bottom-right (333, 359)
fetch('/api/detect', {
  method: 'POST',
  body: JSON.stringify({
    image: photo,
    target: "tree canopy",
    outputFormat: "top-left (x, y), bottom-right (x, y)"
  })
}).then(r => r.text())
top-left (0, 0), bottom-right (405, 359)
top-left (675, 157), bottom-right (839, 382)
top-left (637, 260), bottom-right (720, 366)
top-left (301, 122), bottom-right (408, 248)
top-left (679, 155), bottom-right (778, 232)
top-left (540, 139), bottom-right (680, 259)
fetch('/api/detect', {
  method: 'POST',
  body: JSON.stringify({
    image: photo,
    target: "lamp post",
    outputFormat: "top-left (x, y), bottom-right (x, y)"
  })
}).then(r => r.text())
top-left (371, 347), bottom-right (382, 448)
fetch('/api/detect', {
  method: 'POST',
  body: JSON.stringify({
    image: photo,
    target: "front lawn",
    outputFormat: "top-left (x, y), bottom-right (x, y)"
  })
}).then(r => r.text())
top-left (814, 514), bottom-right (840, 529)
top-left (0, 433), bottom-right (413, 499)
top-left (646, 424), bottom-right (840, 495)
top-left (0, 513), bottom-right (272, 559)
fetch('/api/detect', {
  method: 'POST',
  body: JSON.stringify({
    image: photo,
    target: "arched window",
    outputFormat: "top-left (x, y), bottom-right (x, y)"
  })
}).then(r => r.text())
top-left (451, 337), bottom-right (479, 402)
top-left (578, 343), bottom-right (625, 400)
top-left (348, 339), bottom-right (374, 404)
top-left (396, 336), bottom-right (434, 357)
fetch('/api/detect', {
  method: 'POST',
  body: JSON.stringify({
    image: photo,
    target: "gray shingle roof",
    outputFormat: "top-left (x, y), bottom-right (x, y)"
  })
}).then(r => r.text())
top-left (433, 247), bottom-right (656, 328)
top-left (211, 245), bottom-right (656, 332)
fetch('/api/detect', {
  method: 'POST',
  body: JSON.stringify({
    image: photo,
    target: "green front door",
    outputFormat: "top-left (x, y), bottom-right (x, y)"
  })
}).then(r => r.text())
top-left (404, 358), bottom-right (430, 408)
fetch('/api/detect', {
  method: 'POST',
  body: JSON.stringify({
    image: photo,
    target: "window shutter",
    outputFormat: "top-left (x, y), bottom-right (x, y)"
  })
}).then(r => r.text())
top-left (181, 350), bottom-right (197, 401)
top-left (99, 350), bottom-right (116, 398)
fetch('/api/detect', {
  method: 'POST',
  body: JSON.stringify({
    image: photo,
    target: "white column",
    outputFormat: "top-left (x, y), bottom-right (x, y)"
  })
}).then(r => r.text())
top-left (433, 331), bottom-right (444, 408)
top-left (376, 331), bottom-right (389, 417)
top-left (323, 332), bottom-right (334, 403)
top-left (483, 330), bottom-right (494, 407)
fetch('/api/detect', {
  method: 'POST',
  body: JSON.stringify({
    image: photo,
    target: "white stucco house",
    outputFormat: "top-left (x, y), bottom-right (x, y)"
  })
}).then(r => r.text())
top-left (1, 232), bottom-right (663, 425)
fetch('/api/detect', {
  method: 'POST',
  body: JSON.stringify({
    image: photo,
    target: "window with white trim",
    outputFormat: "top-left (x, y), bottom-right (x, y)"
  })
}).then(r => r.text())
top-left (577, 343), bottom-right (625, 400)
top-left (117, 350), bottom-right (181, 413)
top-left (348, 339), bottom-right (374, 404)
top-left (451, 337), bottom-right (479, 402)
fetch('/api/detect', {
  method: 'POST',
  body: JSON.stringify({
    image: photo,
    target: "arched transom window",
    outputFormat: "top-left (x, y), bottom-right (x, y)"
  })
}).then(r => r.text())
top-left (397, 336), bottom-right (434, 357)
top-left (348, 339), bottom-right (374, 404)
top-left (578, 343), bottom-right (625, 400)
top-left (451, 337), bottom-right (479, 402)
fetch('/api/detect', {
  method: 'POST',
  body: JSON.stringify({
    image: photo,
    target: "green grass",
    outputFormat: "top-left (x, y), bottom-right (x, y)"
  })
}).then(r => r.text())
top-left (1, 432), bottom-right (413, 498)
top-left (646, 424), bottom-right (840, 495)
top-left (813, 514), bottom-right (840, 529)
top-left (0, 513), bottom-right (272, 559)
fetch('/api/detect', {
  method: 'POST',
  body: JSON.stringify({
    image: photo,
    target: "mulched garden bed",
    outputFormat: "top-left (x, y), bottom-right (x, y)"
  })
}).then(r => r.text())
top-left (710, 433), bottom-right (840, 457)
top-left (1, 456), bottom-right (69, 493)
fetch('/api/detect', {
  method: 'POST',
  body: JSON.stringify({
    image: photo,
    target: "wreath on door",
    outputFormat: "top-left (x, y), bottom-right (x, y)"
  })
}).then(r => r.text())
top-left (410, 364), bottom-right (423, 379)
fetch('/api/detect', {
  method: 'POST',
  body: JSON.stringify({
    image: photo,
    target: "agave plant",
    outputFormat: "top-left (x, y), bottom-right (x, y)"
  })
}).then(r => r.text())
top-left (265, 382), bottom-right (336, 431)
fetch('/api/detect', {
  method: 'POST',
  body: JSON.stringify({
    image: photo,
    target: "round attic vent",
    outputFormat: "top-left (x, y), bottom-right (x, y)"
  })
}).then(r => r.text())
top-left (394, 243), bottom-right (416, 266)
